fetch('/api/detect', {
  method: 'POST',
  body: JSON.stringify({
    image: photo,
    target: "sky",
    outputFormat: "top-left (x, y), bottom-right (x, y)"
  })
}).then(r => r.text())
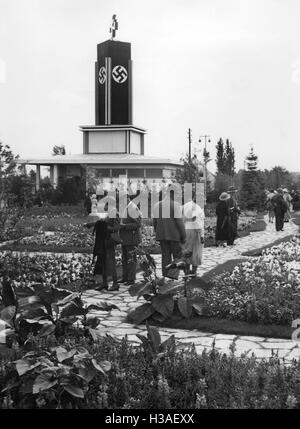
top-left (1, 0), bottom-right (300, 173)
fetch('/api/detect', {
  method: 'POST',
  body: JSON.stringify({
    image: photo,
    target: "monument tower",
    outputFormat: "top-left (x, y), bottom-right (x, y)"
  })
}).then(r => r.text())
top-left (95, 15), bottom-right (132, 125)
top-left (81, 15), bottom-right (145, 156)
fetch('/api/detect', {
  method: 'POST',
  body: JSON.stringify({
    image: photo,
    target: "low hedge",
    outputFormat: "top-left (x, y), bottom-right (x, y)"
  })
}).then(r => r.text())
top-left (1, 333), bottom-right (300, 409)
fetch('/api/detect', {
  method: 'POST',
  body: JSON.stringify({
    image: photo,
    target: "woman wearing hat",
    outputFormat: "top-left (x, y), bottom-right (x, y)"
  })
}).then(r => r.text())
top-left (227, 186), bottom-right (241, 245)
top-left (215, 192), bottom-right (231, 246)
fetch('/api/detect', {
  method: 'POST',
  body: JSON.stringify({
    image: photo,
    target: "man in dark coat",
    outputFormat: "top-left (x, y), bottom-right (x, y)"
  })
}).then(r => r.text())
top-left (153, 190), bottom-right (186, 277)
top-left (92, 209), bottom-right (120, 291)
top-left (271, 188), bottom-right (288, 232)
top-left (119, 199), bottom-right (142, 285)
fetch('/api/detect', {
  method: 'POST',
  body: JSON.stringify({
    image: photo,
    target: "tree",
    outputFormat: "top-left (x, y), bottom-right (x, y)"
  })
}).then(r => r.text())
top-left (175, 153), bottom-right (203, 185)
top-left (52, 145), bottom-right (66, 156)
top-left (213, 138), bottom-right (236, 198)
top-left (239, 146), bottom-right (265, 210)
top-left (224, 139), bottom-right (235, 177)
top-left (245, 145), bottom-right (258, 171)
top-left (0, 141), bottom-right (19, 203)
top-left (215, 138), bottom-right (225, 174)
top-left (215, 138), bottom-right (235, 176)
top-left (262, 166), bottom-right (295, 191)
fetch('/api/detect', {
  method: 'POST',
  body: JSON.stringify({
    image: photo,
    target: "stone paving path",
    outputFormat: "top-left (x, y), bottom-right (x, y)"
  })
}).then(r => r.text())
top-left (83, 217), bottom-right (300, 362)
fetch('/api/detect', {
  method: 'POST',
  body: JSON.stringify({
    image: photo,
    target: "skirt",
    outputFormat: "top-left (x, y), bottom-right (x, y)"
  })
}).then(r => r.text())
top-left (182, 229), bottom-right (203, 266)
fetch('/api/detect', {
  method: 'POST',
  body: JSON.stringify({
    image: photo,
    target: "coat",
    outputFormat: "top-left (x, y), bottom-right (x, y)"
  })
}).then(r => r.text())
top-left (120, 216), bottom-right (142, 246)
top-left (271, 194), bottom-right (287, 217)
top-left (153, 200), bottom-right (186, 243)
top-left (215, 200), bottom-right (229, 241)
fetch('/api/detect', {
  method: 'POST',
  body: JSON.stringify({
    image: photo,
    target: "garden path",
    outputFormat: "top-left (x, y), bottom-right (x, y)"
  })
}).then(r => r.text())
top-left (2, 216), bottom-right (300, 361)
top-left (83, 216), bottom-right (300, 362)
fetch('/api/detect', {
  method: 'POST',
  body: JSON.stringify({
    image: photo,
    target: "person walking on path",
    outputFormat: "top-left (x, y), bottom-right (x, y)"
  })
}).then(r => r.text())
top-left (265, 190), bottom-right (275, 223)
top-left (283, 188), bottom-right (293, 221)
top-left (182, 197), bottom-right (205, 276)
top-left (119, 197), bottom-right (142, 286)
top-left (271, 188), bottom-right (288, 232)
top-left (153, 188), bottom-right (186, 277)
top-left (92, 200), bottom-right (120, 291)
top-left (215, 192), bottom-right (231, 246)
top-left (227, 186), bottom-right (241, 245)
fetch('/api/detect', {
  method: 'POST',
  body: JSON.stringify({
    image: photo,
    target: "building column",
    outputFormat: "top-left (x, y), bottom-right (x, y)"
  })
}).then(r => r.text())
top-left (36, 165), bottom-right (41, 191)
top-left (20, 163), bottom-right (26, 175)
top-left (53, 164), bottom-right (58, 188)
top-left (50, 164), bottom-right (59, 188)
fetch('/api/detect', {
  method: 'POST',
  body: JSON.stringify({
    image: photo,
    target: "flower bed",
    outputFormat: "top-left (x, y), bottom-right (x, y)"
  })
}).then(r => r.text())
top-left (18, 230), bottom-right (94, 250)
top-left (0, 253), bottom-right (94, 289)
top-left (203, 237), bottom-right (300, 325)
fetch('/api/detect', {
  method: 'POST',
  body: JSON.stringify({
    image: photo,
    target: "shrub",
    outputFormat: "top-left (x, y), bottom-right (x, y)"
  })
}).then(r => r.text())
top-left (1, 331), bottom-right (300, 409)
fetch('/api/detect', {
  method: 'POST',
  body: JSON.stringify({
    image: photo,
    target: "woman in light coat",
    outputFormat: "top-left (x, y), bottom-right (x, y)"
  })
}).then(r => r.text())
top-left (182, 198), bottom-right (205, 276)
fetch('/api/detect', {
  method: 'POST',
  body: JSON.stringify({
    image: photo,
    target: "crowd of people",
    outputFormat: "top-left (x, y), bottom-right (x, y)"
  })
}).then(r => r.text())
top-left (87, 183), bottom-right (298, 290)
top-left (265, 188), bottom-right (296, 231)
top-left (89, 188), bottom-right (205, 291)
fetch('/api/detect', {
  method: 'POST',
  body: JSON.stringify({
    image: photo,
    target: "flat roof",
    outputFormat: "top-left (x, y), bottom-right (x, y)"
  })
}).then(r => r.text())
top-left (17, 153), bottom-right (182, 167)
top-left (79, 124), bottom-right (147, 133)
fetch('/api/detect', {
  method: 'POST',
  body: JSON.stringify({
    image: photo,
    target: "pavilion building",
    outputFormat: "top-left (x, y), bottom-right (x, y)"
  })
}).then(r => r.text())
top-left (18, 25), bottom-right (183, 193)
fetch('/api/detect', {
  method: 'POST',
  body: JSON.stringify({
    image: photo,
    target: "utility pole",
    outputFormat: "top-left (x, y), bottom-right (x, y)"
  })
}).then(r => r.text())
top-left (188, 128), bottom-right (192, 161)
top-left (199, 134), bottom-right (211, 204)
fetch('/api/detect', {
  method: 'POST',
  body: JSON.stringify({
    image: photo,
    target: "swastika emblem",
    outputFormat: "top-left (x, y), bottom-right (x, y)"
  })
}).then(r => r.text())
top-left (99, 66), bottom-right (106, 84)
top-left (112, 65), bottom-right (128, 83)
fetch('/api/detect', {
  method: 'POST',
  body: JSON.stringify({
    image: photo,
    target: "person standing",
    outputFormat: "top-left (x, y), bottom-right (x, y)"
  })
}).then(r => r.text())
top-left (215, 192), bottom-right (230, 246)
top-left (92, 200), bottom-right (120, 291)
top-left (227, 186), bottom-right (241, 245)
top-left (271, 188), bottom-right (288, 232)
top-left (84, 191), bottom-right (92, 215)
top-left (265, 190), bottom-right (275, 223)
top-left (119, 197), bottom-right (142, 285)
top-left (182, 197), bottom-right (205, 276)
top-left (153, 188), bottom-right (186, 277)
top-left (283, 188), bottom-right (292, 221)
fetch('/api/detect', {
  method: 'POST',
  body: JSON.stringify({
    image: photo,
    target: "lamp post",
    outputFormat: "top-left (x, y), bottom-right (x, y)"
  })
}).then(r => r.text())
top-left (199, 135), bottom-right (211, 204)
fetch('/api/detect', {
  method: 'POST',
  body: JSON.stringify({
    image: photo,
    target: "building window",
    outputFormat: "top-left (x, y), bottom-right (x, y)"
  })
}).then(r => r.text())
top-left (88, 131), bottom-right (126, 153)
top-left (146, 169), bottom-right (163, 178)
top-left (112, 169), bottom-right (126, 178)
top-left (127, 169), bottom-right (144, 178)
top-left (95, 169), bottom-right (111, 178)
top-left (130, 132), bottom-right (141, 154)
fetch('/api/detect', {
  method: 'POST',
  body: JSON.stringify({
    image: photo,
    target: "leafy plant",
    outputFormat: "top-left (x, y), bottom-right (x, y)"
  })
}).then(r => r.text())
top-left (0, 277), bottom-right (118, 354)
top-left (127, 248), bottom-right (204, 324)
top-left (1, 344), bottom-right (111, 408)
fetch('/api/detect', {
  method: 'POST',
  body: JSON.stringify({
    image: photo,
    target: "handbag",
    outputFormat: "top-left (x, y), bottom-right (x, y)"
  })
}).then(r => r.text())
top-left (166, 267), bottom-right (180, 280)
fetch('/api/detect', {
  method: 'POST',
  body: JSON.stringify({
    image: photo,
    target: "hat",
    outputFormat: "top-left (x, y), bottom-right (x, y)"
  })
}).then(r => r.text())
top-left (219, 192), bottom-right (230, 201)
top-left (282, 188), bottom-right (289, 193)
top-left (228, 186), bottom-right (237, 193)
